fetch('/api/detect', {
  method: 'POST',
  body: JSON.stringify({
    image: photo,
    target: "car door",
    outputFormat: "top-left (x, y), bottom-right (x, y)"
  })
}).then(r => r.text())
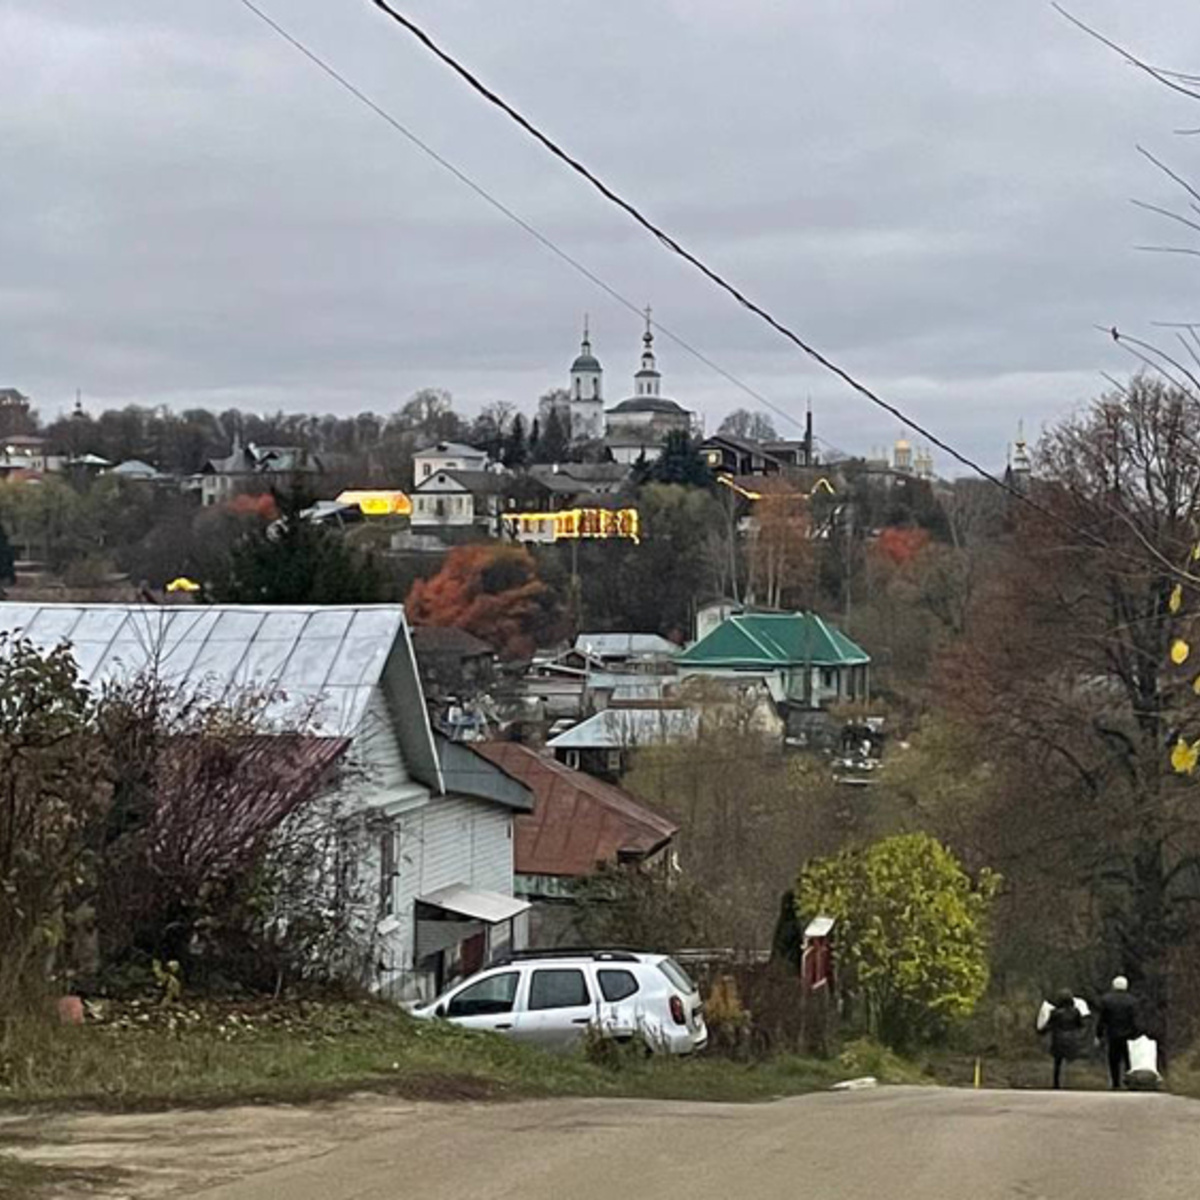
top-left (511, 966), bottom-right (596, 1050)
top-left (440, 969), bottom-right (522, 1035)
top-left (596, 967), bottom-right (643, 1039)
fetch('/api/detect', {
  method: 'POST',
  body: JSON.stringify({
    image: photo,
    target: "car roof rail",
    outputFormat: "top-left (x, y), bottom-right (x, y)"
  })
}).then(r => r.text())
top-left (489, 947), bottom-right (643, 966)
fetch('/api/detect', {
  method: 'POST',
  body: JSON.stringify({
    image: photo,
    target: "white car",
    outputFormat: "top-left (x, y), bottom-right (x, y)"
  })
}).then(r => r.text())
top-left (410, 950), bottom-right (708, 1055)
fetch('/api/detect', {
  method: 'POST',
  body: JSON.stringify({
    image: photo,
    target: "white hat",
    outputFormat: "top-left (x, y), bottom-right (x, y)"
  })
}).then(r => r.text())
top-left (1113, 975), bottom-right (1129, 992)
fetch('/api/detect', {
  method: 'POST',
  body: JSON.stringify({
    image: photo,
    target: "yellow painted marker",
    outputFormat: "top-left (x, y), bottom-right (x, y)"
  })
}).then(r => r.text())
top-left (974, 1058), bottom-right (982, 1089)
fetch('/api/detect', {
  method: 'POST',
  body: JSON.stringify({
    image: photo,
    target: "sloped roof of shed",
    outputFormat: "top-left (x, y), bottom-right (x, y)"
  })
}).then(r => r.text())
top-left (474, 742), bottom-right (676, 877)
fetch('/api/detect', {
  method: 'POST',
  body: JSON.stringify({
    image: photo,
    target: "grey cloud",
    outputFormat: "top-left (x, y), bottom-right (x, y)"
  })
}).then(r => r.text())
top-left (2, 0), bottom-right (1198, 470)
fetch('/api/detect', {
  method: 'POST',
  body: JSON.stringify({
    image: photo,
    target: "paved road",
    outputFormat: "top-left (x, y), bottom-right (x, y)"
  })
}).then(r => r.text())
top-left (187, 1087), bottom-right (1194, 1200)
top-left (7, 1087), bottom-right (1197, 1198)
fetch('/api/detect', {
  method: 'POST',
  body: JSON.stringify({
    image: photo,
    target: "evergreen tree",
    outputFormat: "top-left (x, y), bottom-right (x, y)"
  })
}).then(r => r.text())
top-left (0, 518), bottom-right (15, 587)
top-left (503, 414), bottom-right (529, 469)
top-left (770, 889), bottom-right (804, 971)
top-left (644, 430), bottom-right (712, 488)
top-left (535, 406), bottom-right (571, 464)
top-left (209, 489), bottom-right (388, 605)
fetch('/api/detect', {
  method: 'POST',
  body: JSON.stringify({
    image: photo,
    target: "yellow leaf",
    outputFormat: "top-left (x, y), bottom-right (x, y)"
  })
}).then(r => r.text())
top-left (1193, 543), bottom-right (1200, 562)
top-left (1171, 738), bottom-right (1199, 775)
top-left (1170, 584), bottom-right (1184, 614)
top-left (1193, 675), bottom-right (1200, 696)
top-left (1171, 638), bottom-right (1191, 665)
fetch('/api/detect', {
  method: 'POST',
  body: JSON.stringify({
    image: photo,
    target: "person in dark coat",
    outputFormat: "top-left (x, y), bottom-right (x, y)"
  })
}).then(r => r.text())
top-left (1096, 975), bottom-right (1140, 1090)
top-left (1042, 989), bottom-right (1085, 1090)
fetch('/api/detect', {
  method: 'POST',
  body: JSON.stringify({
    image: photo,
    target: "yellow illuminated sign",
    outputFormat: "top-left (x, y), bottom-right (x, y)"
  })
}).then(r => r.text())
top-left (335, 490), bottom-right (413, 516)
top-left (503, 507), bottom-right (640, 544)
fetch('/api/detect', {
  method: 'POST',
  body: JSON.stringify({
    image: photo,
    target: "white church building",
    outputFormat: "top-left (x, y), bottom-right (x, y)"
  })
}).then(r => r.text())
top-left (545, 310), bottom-right (696, 462)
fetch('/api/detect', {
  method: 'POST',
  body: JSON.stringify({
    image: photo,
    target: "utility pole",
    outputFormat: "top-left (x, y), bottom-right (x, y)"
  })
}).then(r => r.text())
top-left (843, 502), bottom-right (853, 626)
top-left (569, 536), bottom-right (581, 639)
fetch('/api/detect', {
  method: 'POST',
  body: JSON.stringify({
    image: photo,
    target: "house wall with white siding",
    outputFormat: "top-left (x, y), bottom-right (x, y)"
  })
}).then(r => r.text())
top-left (349, 692), bottom-right (431, 812)
top-left (376, 794), bottom-right (516, 1001)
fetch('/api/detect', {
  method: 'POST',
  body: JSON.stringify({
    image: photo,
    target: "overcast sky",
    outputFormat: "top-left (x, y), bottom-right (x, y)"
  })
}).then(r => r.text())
top-left (3, 1), bottom-right (1199, 470)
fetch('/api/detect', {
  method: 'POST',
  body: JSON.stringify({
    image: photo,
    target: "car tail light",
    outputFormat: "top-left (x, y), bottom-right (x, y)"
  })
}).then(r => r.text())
top-left (669, 995), bottom-right (686, 1026)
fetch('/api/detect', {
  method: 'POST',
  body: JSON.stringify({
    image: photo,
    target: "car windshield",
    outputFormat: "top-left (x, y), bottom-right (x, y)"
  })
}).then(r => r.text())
top-left (657, 958), bottom-right (695, 994)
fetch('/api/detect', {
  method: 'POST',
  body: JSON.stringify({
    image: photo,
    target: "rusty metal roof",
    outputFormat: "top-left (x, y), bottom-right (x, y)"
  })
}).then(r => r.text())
top-left (473, 742), bottom-right (677, 878)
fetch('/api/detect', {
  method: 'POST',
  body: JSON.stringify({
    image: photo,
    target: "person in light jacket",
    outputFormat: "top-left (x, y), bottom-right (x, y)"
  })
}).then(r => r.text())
top-left (1039, 989), bottom-right (1085, 1090)
top-left (1095, 975), bottom-right (1140, 1090)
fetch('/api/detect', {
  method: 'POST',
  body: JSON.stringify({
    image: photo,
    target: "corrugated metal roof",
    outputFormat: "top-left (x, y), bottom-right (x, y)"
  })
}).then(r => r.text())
top-left (418, 884), bottom-right (530, 923)
top-left (437, 736), bottom-right (534, 812)
top-left (413, 469), bottom-right (507, 495)
top-left (574, 633), bottom-right (680, 659)
top-left (546, 708), bottom-right (700, 750)
top-left (585, 673), bottom-right (673, 703)
top-left (413, 442), bottom-right (487, 459)
top-left (412, 625), bottom-right (495, 658)
top-left (474, 742), bottom-right (677, 878)
top-left (677, 612), bottom-right (869, 668)
top-left (151, 734), bottom-right (352, 869)
top-left (0, 603), bottom-right (409, 738)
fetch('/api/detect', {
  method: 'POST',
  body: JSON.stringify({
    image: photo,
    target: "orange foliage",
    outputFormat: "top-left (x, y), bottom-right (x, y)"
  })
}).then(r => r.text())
top-left (874, 525), bottom-right (930, 566)
top-left (406, 544), bottom-right (561, 660)
top-left (225, 493), bottom-right (279, 521)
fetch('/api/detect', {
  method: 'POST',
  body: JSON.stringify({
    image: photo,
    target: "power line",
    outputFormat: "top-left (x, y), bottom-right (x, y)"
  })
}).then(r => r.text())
top-left (361, 0), bottom-right (1029, 499)
top-left (355, 0), bottom-right (1197, 565)
top-left (235, 0), bottom-right (1134, 561)
top-left (233, 0), bottom-right (815, 446)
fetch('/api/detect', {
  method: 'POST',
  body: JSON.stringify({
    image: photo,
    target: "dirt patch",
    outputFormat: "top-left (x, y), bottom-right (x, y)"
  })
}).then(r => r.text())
top-left (0, 1095), bottom-right (433, 1199)
top-left (388, 1072), bottom-right (514, 1102)
top-left (0, 1154), bottom-right (122, 1200)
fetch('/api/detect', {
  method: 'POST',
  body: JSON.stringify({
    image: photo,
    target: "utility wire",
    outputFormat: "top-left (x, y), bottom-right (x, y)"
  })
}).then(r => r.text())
top-left (235, 0), bottom-right (814, 446)
top-left (362, 0), bottom-right (1038, 505)
top-left (237, 0), bottom-right (1135, 560)
top-left (360, 0), bottom-right (1200, 568)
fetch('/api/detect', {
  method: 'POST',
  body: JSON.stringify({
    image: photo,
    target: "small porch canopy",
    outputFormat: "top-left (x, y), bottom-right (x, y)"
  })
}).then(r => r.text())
top-left (418, 884), bottom-right (530, 926)
top-left (416, 885), bottom-right (531, 991)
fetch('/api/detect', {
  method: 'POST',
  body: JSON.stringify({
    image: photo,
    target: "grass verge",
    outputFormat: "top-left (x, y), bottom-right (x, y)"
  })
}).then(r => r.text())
top-left (0, 1154), bottom-right (119, 1200)
top-left (0, 998), bottom-right (924, 1113)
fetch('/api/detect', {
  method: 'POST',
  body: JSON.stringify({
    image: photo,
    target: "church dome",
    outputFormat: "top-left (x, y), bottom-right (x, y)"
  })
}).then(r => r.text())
top-left (571, 352), bottom-right (602, 373)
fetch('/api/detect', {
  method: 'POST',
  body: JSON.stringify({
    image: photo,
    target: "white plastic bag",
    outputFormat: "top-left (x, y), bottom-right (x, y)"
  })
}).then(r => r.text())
top-left (1037, 996), bottom-right (1090, 1032)
top-left (1126, 1035), bottom-right (1162, 1089)
top-left (1037, 1001), bottom-right (1052, 1033)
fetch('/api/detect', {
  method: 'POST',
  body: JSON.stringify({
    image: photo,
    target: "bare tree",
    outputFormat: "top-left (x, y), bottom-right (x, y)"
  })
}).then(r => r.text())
top-left (943, 378), bottom-right (1200, 1049)
top-left (718, 408), bottom-right (778, 442)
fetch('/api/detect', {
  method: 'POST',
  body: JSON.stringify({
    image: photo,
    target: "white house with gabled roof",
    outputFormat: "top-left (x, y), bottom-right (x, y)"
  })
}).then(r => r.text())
top-left (412, 441), bottom-right (492, 483)
top-left (0, 602), bottom-right (532, 1001)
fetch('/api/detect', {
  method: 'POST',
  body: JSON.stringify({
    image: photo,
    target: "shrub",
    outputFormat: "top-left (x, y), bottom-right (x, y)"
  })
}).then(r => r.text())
top-left (798, 833), bottom-right (998, 1049)
top-left (0, 637), bottom-right (111, 1015)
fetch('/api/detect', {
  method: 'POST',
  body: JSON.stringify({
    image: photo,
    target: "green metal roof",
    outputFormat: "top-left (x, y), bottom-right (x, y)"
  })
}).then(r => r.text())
top-left (677, 612), bottom-right (870, 668)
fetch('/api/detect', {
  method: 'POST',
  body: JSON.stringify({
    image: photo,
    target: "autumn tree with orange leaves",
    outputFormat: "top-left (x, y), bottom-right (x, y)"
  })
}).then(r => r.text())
top-left (406, 544), bottom-right (563, 660)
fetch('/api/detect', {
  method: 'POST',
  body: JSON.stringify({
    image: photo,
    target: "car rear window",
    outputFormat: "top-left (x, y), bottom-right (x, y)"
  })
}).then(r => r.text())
top-left (657, 958), bottom-right (695, 994)
top-left (529, 968), bottom-right (591, 1011)
top-left (598, 969), bottom-right (640, 1002)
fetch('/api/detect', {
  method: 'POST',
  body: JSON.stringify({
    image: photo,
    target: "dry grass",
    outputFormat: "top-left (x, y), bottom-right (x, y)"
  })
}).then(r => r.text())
top-left (0, 999), bottom-right (924, 1115)
top-left (0, 1153), bottom-right (120, 1200)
